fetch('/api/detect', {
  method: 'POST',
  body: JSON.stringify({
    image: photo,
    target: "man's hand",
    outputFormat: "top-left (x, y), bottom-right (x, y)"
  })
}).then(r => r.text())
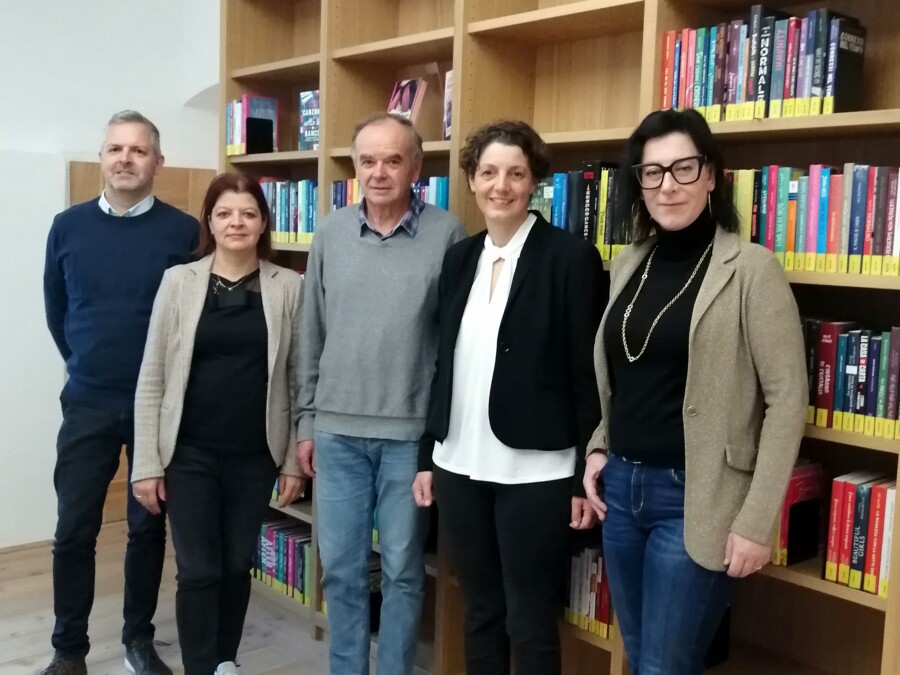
top-left (582, 451), bottom-right (609, 521)
top-left (412, 471), bottom-right (434, 507)
top-left (296, 440), bottom-right (316, 477)
top-left (132, 478), bottom-right (166, 515)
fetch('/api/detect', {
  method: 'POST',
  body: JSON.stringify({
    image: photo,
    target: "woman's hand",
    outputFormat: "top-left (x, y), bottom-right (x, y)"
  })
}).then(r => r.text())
top-left (412, 471), bottom-right (434, 507)
top-left (132, 478), bottom-right (166, 515)
top-left (570, 497), bottom-right (597, 529)
top-left (278, 473), bottom-right (306, 508)
top-left (724, 532), bottom-right (771, 578)
top-left (582, 451), bottom-right (609, 521)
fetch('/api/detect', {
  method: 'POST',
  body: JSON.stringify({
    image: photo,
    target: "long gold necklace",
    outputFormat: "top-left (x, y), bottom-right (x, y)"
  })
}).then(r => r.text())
top-left (621, 240), bottom-right (714, 363)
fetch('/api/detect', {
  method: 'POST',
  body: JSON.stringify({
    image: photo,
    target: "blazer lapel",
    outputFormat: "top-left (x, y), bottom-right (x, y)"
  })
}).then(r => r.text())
top-left (689, 228), bottom-right (740, 342)
top-left (447, 233), bottom-right (485, 335)
top-left (506, 216), bottom-right (549, 307)
top-left (181, 255), bottom-right (214, 383)
top-left (259, 260), bottom-right (282, 377)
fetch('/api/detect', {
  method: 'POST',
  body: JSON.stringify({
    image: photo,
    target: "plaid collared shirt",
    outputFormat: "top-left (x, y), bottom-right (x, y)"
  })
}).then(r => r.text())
top-left (358, 190), bottom-right (425, 239)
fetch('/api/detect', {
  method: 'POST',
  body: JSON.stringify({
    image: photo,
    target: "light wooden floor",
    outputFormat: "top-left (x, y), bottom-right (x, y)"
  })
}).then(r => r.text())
top-left (0, 522), bottom-right (331, 674)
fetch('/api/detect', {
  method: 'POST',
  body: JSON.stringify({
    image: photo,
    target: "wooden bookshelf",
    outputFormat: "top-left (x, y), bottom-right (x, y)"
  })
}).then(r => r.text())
top-left (269, 499), bottom-right (314, 524)
top-left (250, 576), bottom-right (315, 619)
top-left (220, 0), bottom-right (900, 672)
top-left (559, 621), bottom-right (616, 653)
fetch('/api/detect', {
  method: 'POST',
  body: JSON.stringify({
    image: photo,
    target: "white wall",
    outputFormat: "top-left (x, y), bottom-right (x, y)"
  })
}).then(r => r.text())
top-left (0, 1), bottom-right (220, 548)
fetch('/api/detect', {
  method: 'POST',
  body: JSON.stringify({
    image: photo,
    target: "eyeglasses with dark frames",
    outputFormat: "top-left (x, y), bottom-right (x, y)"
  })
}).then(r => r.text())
top-left (632, 155), bottom-right (707, 189)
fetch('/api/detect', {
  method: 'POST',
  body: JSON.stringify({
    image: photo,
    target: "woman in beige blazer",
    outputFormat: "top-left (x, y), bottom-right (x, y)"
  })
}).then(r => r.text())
top-left (582, 110), bottom-right (808, 675)
top-left (132, 174), bottom-right (303, 675)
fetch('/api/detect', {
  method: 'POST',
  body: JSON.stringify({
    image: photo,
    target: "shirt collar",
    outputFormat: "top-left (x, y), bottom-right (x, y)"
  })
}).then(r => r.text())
top-left (483, 213), bottom-right (536, 261)
top-left (358, 190), bottom-right (425, 239)
top-left (98, 191), bottom-right (155, 217)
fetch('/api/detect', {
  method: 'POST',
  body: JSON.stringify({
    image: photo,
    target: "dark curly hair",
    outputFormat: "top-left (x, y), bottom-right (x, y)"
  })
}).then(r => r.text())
top-left (616, 109), bottom-right (739, 242)
top-left (459, 120), bottom-right (551, 181)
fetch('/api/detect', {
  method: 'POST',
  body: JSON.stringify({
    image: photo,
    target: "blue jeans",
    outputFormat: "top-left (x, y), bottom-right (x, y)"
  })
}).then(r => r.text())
top-left (601, 454), bottom-right (733, 675)
top-left (52, 403), bottom-right (167, 656)
top-left (315, 432), bottom-right (427, 675)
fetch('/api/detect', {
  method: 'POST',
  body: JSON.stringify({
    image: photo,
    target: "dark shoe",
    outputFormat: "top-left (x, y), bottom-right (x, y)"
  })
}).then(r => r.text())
top-left (124, 638), bottom-right (173, 675)
top-left (39, 652), bottom-right (87, 675)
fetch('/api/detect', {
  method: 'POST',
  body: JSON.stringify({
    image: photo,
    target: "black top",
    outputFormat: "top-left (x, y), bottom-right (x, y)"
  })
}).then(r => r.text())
top-left (178, 269), bottom-right (269, 454)
top-left (604, 211), bottom-right (716, 469)
top-left (419, 213), bottom-right (609, 495)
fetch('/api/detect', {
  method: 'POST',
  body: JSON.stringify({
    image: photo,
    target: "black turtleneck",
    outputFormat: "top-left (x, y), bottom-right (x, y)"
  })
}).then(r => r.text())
top-left (604, 211), bottom-right (717, 468)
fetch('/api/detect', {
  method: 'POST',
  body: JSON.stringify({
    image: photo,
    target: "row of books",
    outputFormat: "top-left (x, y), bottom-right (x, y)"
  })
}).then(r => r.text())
top-left (260, 179), bottom-right (318, 244)
top-left (528, 163), bottom-right (625, 262)
top-left (330, 177), bottom-right (450, 212)
top-left (565, 545), bottom-right (612, 639)
top-left (225, 94), bottom-right (279, 156)
top-left (660, 5), bottom-right (866, 122)
top-left (824, 472), bottom-right (895, 597)
top-left (773, 462), bottom-right (825, 567)
top-left (803, 321), bottom-right (900, 440)
top-left (254, 520), bottom-right (314, 606)
top-left (730, 164), bottom-right (900, 276)
top-left (387, 72), bottom-right (452, 141)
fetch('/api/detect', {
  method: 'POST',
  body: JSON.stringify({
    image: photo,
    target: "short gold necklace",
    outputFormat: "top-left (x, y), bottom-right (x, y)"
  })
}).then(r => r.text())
top-left (621, 240), bottom-right (714, 363)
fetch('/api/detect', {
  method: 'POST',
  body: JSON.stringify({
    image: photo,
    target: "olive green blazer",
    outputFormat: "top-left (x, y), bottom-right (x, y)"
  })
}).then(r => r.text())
top-left (589, 226), bottom-right (808, 571)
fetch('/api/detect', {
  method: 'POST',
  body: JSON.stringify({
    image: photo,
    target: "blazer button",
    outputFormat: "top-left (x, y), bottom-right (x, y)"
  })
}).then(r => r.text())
top-left (686, 405), bottom-right (698, 417)
top-left (499, 341), bottom-right (510, 353)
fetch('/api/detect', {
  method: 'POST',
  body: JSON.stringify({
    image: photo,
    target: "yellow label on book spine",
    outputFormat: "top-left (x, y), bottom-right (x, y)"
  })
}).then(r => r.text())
top-left (815, 408), bottom-right (829, 427)
top-left (862, 255), bottom-right (872, 275)
top-left (805, 253), bottom-right (817, 272)
top-left (769, 100), bottom-right (783, 118)
top-left (823, 96), bottom-right (835, 115)
top-left (785, 252), bottom-right (794, 270)
top-left (839, 254), bottom-right (849, 274)
top-left (833, 411), bottom-right (843, 429)
top-left (879, 579), bottom-right (889, 598)
top-left (826, 254), bottom-right (838, 274)
top-left (884, 420), bottom-right (896, 439)
top-left (775, 252), bottom-right (785, 265)
top-left (889, 257), bottom-right (900, 276)
top-left (795, 252), bottom-right (804, 270)
top-left (849, 255), bottom-right (862, 274)
top-left (854, 414), bottom-right (866, 434)
top-left (696, 106), bottom-right (707, 119)
top-left (872, 257), bottom-right (883, 276)
top-left (838, 563), bottom-right (850, 585)
top-left (864, 574), bottom-right (877, 594)
top-left (796, 98), bottom-right (811, 116)
top-left (842, 412), bottom-right (855, 432)
top-left (825, 560), bottom-right (838, 582)
top-left (875, 418), bottom-right (885, 437)
top-left (810, 97), bottom-right (822, 116)
top-left (864, 416), bottom-right (876, 436)
top-left (783, 99), bottom-right (796, 117)
top-left (725, 104), bottom-right (739, 121)
top-left (611, 244), bottom-right (624, 259)
top-left (707, 105), bottom-right (723, 123)
top-left (815, 256), bottom-right (826, 273)
top-left (849, 569), bottom-right (863, 590)
top-left (882, 256), bottom-right (895, 275)
top-left (807, 406), bottom-right (815, 424)
top-left (742, 102), bottom-right (755, 120)
top-left (754, 100), bottom-right (766, 119)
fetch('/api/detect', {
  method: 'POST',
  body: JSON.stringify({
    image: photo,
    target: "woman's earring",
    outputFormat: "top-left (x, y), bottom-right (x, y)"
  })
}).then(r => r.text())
top-left (708, 192), bottom-right (714, 218)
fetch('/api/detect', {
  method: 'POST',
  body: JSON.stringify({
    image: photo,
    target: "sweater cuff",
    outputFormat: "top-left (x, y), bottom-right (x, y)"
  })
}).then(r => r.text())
top-left (296, 415), bottom-right (315, 443)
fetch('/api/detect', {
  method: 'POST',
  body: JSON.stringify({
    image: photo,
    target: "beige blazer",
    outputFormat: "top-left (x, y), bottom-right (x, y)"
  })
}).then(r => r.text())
top-left (132, 255), bottom-right (303, 481)
top-left (589, 226), bottom-right (808, 571)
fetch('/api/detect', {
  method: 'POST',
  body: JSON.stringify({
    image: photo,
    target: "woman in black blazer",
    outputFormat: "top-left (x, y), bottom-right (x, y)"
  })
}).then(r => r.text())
top-left (412, 120), bottom-right (609, 675)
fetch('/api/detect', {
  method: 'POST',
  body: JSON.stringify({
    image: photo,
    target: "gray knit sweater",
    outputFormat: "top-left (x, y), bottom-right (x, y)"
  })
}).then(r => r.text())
top-left (295, 203), bottom-right (466, 442)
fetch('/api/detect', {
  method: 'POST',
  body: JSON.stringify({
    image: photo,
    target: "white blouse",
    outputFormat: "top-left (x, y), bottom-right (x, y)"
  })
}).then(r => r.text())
top-left (432, 214), bottom-right (576, 484)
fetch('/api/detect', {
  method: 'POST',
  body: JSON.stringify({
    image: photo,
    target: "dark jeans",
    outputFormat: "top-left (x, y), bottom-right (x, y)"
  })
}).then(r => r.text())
top-left (52, 403), bottom-right (167, 656)
top-left (601, 454), bottom-right (734, 675)
top-left (165, 443), bottom-right (278, 675)
top-left (433, 466), bottom-right (572, 675)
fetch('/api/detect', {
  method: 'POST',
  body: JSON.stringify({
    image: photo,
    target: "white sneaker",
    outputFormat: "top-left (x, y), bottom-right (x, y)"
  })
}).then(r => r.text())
top-left (214, 662), bottom-right (238, 675)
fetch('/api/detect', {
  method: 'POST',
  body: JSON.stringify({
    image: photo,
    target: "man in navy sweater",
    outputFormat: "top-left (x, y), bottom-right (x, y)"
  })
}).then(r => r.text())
top-left (42, 111), bottom-right (198, 675)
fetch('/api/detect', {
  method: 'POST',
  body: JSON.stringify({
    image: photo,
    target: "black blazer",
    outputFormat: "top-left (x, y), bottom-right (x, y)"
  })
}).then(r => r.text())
top-left (419, 214), bottom-right (609, 493)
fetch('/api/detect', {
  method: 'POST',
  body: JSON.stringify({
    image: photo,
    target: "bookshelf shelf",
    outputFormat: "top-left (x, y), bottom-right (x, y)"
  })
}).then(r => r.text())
top-left (804, 425), bottom-right (900, 456)
top-left (468, 0), bottom-right (645, 44)
top-left (231, 54), bottom-right (321, 83)
top-left (758, 557), bottom-right (887, 612)
top-left (332, 28), bottom-right (454, 64)
top-left (785, 270), bottom-right (900, 291)
top-left (272, 241), bottom-right (313, 253)
top-left (707, 642), bottom-right (828, 675)
top-left (269, 499), bottom-right (314, 524)
top-left (540, 128), bottom-right (635, 148)
top-left (709, 109), bottom-right (900, 143)
top-left (249, 576), bottom-right (315, 619)
top-left (228, 150), bottom-right (319, 166)
top-left (329, 140), bottom-right (452, 159)
top-left (559, 621), bottom-right (616, 653)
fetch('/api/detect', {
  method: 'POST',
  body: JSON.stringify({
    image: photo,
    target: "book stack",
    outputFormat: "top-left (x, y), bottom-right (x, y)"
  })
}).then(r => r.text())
top-left (260, 178), bottom-right (318, 244)
top-left (225, 94), bottom-right (279, 155)
top-left (254, 519), bottom-right (314, 606)
top-left (660, 5), bottom-right (866, 121)
top-left (565, 544), bottom-right (612, 639)
top-left (330, 177), bottom-right (450, 212)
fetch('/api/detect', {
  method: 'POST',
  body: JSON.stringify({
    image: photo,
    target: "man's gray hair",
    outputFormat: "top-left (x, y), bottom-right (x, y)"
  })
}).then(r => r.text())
top-left (350, 112), bottom-right (424, 164)
top-left (102, 110), bottom-right (162, 156)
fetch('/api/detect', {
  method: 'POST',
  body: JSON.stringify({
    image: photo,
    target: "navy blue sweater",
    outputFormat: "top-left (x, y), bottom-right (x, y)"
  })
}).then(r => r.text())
top-left (44, 198), bottom-right (198, 411)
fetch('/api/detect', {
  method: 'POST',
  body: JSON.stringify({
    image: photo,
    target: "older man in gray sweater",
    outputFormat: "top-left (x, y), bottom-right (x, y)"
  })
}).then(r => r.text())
top-left (295, 112), bottom-right (465, 675)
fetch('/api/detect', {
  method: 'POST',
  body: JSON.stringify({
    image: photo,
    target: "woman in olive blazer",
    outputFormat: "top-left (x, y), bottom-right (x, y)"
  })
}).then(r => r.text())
top-left (583, 110), bottom-right (808, 675)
